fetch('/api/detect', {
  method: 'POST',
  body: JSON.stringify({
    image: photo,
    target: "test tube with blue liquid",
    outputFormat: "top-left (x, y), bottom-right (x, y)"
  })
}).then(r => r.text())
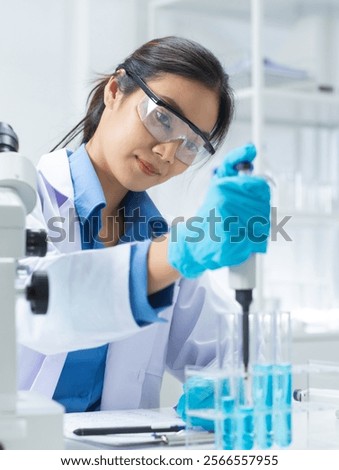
top-left (220, 371), bottom-right (255, 450)
top-left (214, 311), bottom-right (293, 449)
top-left (221, 311), bottom-right (255, 451)
top-left (251, 310), bottom-right (292, 448)
top-left (251, 311), bottom-right (275, 449)
top-left (184, 311), bottom-right (239, 449)
top-left (234, 374), bottom-right (255, 450)
top-left (272, 311), bottom-right (292, 447)
top-left (215, 311), bottom-right (239, 450)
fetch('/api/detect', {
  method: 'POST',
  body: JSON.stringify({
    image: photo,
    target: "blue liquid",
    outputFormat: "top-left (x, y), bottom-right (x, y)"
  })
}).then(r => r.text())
top-left (232, 377), bottom-right (254, 449)
top-left (221, 377), bottom-right (232, 397)
top-left (252, 364), bottom-right (273, 449)
top-left (273, 363), bottom-right (292, 447)
top-left (236, 405), bottom-right (254, 450)
top-left (235, 376), bottom-right (246, 405)
top-left (222, 396), bottom-right (235, 450)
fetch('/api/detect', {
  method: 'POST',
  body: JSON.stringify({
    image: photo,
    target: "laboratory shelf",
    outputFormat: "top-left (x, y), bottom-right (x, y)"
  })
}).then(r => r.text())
top-left (277, 212), bottom-right (339, 225)
top-left (234, 88), bottom-right (339, 128)
top-left (236, 88), bottom-right (339, 105)
top-left (149, 0), bottom-right (339, 25)
top-left (293, 331), bottom-right (339, 342)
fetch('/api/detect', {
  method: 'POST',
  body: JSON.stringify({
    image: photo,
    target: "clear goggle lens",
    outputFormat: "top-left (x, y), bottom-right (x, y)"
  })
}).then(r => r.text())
top-left (137, 96), bottom-right (212, 166)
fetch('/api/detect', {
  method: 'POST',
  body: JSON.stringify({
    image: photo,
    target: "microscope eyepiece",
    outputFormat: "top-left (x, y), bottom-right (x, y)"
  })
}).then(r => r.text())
top-left (0, 122), bottom-right (19, 153)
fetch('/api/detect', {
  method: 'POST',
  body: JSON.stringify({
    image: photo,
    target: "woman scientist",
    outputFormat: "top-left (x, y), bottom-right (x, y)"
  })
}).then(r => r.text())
top-left (18, 36), bottom-right (270, 413)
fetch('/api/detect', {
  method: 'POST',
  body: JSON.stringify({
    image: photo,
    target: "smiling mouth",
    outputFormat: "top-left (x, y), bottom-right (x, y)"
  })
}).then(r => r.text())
top-left (135, 156), bottom-right (160, 176)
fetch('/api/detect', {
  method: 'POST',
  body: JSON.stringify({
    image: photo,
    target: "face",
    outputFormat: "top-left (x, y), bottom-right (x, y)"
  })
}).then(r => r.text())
top-left (86, 73), bottom-right (219, 194)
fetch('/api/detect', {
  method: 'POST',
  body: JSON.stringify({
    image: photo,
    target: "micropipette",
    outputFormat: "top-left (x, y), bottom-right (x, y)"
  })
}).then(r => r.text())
top-left (229, 161), bottom-right (255, 374)
top-left (229, 256), bottom-right (256, 374)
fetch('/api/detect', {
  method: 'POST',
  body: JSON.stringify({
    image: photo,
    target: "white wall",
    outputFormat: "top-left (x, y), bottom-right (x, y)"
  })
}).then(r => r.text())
top-left (0, 0), bottom-right (142, 163)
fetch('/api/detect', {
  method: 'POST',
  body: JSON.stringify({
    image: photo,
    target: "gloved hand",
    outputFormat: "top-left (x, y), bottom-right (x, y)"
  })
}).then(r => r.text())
top-left (176, 375), bottom-right (233, 431)
top-left (176, 376), bottom-right (215, 431)
top-left (168, 144), bottom-right (270, 278)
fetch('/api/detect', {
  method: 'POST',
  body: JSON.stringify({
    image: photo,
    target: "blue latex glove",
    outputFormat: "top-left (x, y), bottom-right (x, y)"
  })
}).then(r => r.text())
top-left (176, 377), bottom-right (215, 431)
top-left (168, 144), bottom-right (270, 278)
top-left (176, 376), bottom-right (233, 431)
top-left (215, 143), bottom-right (256, 177)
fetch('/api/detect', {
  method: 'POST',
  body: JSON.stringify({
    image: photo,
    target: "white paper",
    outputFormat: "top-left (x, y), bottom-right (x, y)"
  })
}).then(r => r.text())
top-left (64, 407), bottom-right (185, 448)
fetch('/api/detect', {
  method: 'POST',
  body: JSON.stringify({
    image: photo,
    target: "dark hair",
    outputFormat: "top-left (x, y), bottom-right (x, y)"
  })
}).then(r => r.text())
top-left (52, 36), bottom-right (234, 152)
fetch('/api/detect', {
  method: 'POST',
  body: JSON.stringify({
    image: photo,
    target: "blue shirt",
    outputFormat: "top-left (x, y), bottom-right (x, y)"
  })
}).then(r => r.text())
top-left (52, 144), bottom-right (174, 412)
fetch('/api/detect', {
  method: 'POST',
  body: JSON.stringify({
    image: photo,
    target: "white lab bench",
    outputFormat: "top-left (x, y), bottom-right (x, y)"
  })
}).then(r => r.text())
top-left (64, 406), bottom-right (339, 450)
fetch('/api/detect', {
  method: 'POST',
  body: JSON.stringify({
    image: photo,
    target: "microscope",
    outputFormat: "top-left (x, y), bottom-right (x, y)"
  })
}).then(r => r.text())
top-left (0, 122), bottom-right (63, 449)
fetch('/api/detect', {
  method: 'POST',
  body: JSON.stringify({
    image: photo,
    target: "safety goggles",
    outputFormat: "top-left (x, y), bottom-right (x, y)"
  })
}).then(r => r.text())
top-left (125, 70), bottom-right (216, 166)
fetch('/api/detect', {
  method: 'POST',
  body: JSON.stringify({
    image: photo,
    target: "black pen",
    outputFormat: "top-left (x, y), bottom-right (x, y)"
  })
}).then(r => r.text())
top-left (73, 425), bottom-right (185, 436)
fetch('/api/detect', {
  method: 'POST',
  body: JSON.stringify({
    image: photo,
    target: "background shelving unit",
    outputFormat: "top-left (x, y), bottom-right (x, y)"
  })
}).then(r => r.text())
top-left (144, 0), bottom-right (339, 406)
top-left (147, 0), bottom-right (339, 151)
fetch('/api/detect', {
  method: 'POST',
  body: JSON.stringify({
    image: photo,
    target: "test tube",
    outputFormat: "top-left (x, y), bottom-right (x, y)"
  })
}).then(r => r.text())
top-left (235, 374), bottom-right (255, 450)
top-left (251, 311), bottom-right (274, 449)
top-left (185, 311), bottom-right (241, 449)
top-left (215, 312), bottom-right (240, 450)
top-left (219, 312), bottom-right (255, 450)
top-left (236, 405), bottom-right (255, 449)
top-left (272, 311), bottom-right (292, 447)
top-left (220, 370), bottom-right (255, 450)
top-left (221, 396), bottom-right (235, 449)
top-left (216, 311), bottom-right (239, 371)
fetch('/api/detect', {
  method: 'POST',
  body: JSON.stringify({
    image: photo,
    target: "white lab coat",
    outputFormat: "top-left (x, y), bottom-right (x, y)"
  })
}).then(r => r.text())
top-left (17, 149), bottom-right (238, 410)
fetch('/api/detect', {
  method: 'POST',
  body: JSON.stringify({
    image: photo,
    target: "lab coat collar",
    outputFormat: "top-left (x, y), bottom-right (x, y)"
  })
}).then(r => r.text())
top-left (37, 145), bottom-right (106, 221)
top-left (36, 147), bottom-right (75, 202)
top-left (37, 146), bottom-right (168, 240)
top-left (68, 144), bottom-right (106, 221)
